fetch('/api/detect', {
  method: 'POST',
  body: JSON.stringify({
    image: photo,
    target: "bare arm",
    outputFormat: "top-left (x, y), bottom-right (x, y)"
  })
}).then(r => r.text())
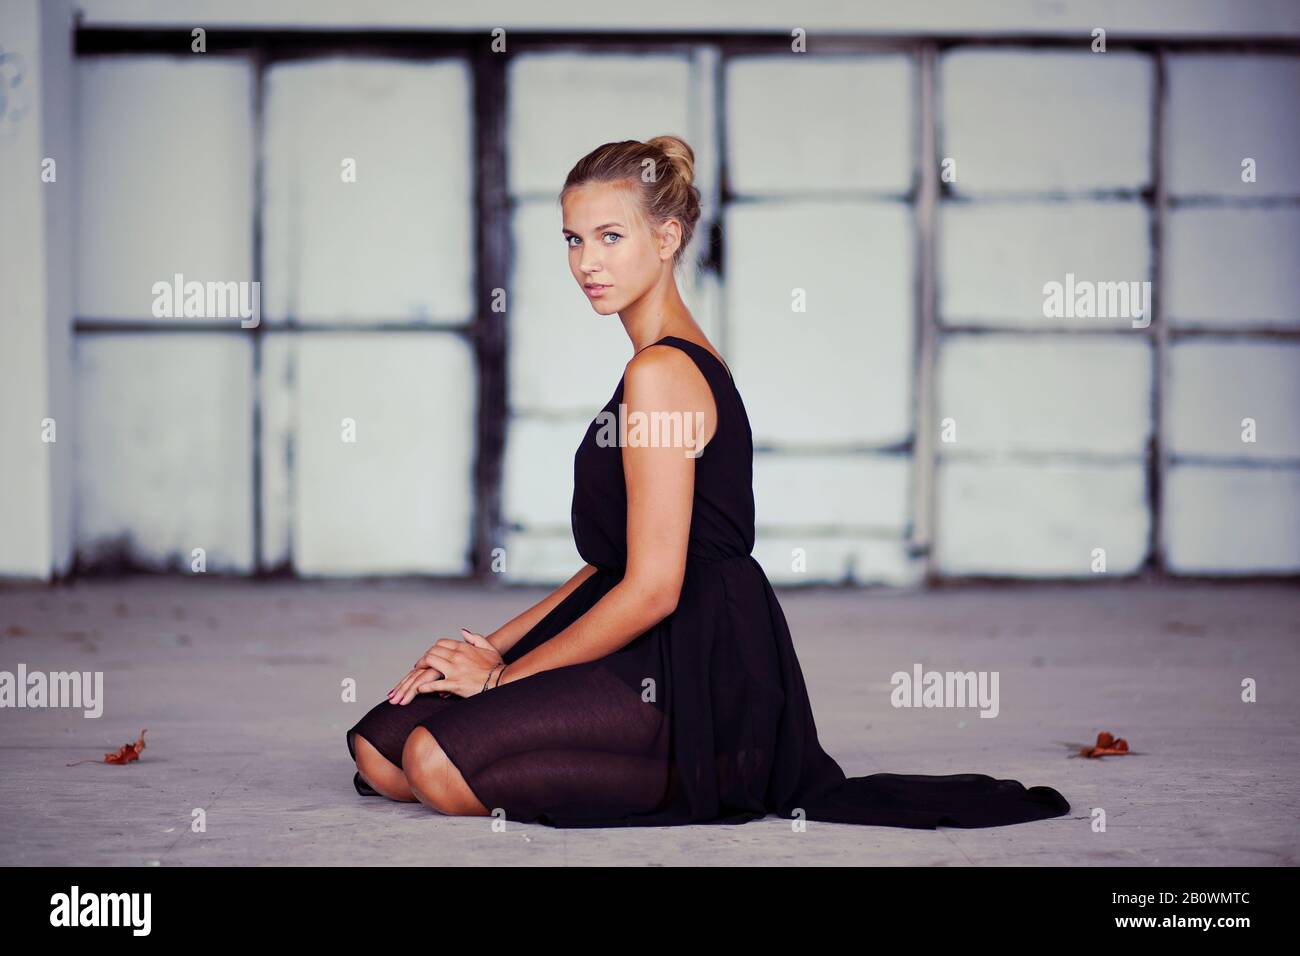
top-left (486, 562), bottom-right (600, 657)
top-left (499, 346), bottom-right (717, 686)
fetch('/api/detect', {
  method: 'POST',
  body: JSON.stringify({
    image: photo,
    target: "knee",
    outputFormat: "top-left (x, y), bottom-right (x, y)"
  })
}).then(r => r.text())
top-left (353, 733), bottom-right (415, 802)
top-left (353, 733), bottom-right (390, 779)
top-left (402, 727), bottom-right (459, 813)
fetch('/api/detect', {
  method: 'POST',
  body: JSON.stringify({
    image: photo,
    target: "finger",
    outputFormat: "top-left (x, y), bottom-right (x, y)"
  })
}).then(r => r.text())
top-left (392, 667), bottom-right (434, 704)
top-left (394, 673), bottom-right (423, 705)
top-left (414, 638), bottom-right (457, 669)
top-left (390, 668), bottom-right (421, 698)
top-left (421, 651), bottom-right (454, 672)
top-left (389, 670), bottom-right (419, 703)
top-left (399, 673), bottom-right (446, 705)
top-left (414, 674), bottom-right (447, 696)
top-left (420, 644), bottom-right (459, 667)
top-left (460, 628), bottom-right (491, 648)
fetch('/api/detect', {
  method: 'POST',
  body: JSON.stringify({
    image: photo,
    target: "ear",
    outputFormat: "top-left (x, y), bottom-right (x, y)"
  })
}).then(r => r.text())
top-left (658, 217), bottom-right (682, 262)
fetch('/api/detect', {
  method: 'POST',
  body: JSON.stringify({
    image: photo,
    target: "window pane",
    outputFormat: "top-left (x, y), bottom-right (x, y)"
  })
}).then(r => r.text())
top-left (289, 332), bottom-right (475, 575)
top-left (940, 50), bottom-right (1152, 194)
top-left (1165, 466), bottom-right (1300, 573)
top-left (727, 55), bottom-right (913, 194)
top-left (937, 460), bottom-right (1148, 576)
top-left (262, 58), bottom-right (473, 324)
top-left (937, 336), bottom-right (1152, 455)
top-left (76, 334), bottom-right (253, 569)
top-left (1168, 340), bottom-right (1300, 460)
top-left (77, 57), bottom-right (253, 320)
top-left (940, 202), bottom-right (1150, 328)
top-left (1167, 55), bottom-right (1300, 199)
top-left (1166, 207), bottom-right (1300, 328)
top-left (727, 201), bottom-right (914, 446)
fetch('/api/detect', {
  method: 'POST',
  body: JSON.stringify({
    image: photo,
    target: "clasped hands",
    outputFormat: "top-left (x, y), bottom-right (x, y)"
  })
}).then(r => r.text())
top-left (388, 627), bottom-right (506, 705)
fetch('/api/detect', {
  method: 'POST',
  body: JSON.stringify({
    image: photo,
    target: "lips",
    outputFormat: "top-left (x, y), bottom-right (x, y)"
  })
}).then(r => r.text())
top-left (585, 283), bottom-right (612, 298)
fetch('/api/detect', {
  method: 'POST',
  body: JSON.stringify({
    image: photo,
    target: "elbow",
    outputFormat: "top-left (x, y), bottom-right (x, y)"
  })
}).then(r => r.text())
top-left (654, 588), bottom-right (680, 619)
top-left (629, 578), bottom-right (681, 621)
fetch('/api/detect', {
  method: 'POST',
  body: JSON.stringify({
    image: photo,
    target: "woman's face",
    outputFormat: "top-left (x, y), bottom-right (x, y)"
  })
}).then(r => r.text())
top-left (561, 181), bottom-right (674, 316)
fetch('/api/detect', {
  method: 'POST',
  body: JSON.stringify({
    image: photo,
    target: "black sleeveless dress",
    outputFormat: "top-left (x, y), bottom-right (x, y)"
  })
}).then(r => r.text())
top-left (345, 335), bottom-right (1071, 829)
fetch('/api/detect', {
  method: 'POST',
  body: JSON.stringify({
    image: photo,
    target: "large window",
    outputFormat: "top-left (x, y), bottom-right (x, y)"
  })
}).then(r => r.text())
top-left (72, 34), bottom-right (1300, 582)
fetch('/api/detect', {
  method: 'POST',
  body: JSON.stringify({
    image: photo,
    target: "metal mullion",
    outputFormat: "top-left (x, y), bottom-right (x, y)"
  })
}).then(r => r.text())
top-left (705, 42), bottom-right (725, 353)
top-left (913, 43), bottom-right (939, 582)
top-left (251, 43), bottom-right (268, 575)
top-left (1151, 48), bottom-right (1169, 575)
top-left (469, 43), bottom-right (510, 582)
top-left (1171, 327), bottom-right (1300, 341)
top-left (73, 29), bottom-right (1300, 58)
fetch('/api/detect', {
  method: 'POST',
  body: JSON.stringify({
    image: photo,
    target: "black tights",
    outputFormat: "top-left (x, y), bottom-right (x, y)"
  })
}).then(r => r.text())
top-left (346, 662), bottom-right (671, 822)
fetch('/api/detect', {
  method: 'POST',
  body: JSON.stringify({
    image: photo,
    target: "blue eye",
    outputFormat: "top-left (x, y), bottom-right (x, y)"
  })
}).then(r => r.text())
top-left (566, 233), bottom-right (621, 246)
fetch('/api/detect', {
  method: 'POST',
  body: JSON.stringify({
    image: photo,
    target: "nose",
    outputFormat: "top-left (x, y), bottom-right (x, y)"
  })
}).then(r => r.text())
top-left (579, 246), bottom-right (602, 276)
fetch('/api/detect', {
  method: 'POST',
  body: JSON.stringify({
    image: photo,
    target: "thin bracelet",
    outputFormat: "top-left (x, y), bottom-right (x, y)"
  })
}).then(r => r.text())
top-left (494, 664), bottom-right (508, 688)
top-left (481, 664), bottom-right (502, 695)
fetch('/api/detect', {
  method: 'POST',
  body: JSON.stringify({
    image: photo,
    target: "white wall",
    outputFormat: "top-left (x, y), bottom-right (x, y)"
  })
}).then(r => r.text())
top-left (0, 0), bottom-right (75, 579)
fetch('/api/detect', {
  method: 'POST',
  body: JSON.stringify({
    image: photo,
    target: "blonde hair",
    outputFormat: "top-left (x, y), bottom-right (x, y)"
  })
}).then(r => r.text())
top-left (560, 135), bottom-right (702, 266)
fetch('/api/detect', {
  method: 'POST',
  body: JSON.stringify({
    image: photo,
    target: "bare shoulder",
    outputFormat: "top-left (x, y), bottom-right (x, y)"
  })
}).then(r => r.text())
top-left (624, 343), bottom-right (712, 404)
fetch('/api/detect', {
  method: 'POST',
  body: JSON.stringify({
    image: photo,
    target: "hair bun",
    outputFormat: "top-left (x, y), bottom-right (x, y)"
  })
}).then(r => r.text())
top-left (645, 134), bottom-right (696, 188)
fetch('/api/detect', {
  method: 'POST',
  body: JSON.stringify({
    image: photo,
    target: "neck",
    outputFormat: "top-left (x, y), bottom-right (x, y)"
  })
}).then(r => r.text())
top-left (619, 266), bottom-right (698, 354)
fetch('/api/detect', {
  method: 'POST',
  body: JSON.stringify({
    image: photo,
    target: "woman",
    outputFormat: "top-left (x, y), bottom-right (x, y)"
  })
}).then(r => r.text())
top-left (345, 135), bottom-right (1071, 829)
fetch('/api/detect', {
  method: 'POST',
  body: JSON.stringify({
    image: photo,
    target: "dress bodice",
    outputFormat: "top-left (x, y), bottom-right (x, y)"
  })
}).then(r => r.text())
top-left (570, 336), bottom-right (755, 574)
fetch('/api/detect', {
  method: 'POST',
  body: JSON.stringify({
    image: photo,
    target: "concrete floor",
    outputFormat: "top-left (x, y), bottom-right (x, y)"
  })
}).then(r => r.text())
top-left (0, 577), bottom-right (1296, 866)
